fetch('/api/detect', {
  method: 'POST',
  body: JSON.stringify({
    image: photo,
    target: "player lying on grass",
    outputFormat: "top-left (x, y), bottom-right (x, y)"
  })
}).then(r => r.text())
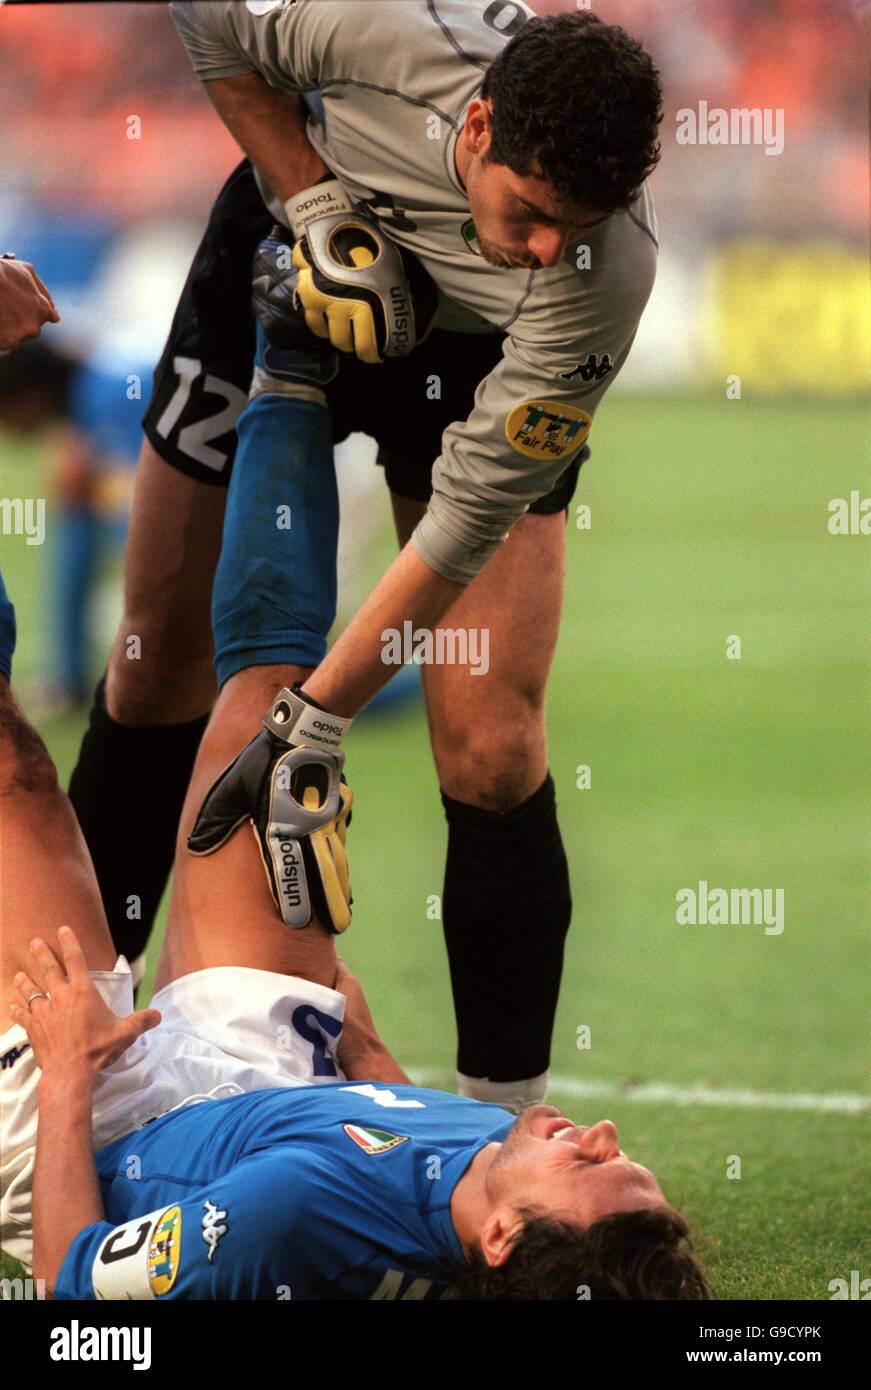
top-left (0, 576), bottom-right (708, 1299)
top-left (69, 2), bottom-right (663, 1114)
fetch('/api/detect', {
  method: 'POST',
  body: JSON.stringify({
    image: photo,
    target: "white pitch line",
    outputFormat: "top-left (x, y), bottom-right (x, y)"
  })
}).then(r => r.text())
top-left (410, 1070), bottom-right (869, 1116)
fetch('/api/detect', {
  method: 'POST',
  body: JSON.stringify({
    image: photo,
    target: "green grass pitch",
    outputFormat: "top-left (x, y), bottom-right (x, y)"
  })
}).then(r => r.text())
top-left (2, 394), bottom-right (869, 1298)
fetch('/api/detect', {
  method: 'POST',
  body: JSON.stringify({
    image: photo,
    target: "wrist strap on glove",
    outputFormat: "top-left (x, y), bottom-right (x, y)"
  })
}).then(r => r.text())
top-left (286, 178), bottom-right (353, 241)
top-left (266, 685), bottom-right (352, 752)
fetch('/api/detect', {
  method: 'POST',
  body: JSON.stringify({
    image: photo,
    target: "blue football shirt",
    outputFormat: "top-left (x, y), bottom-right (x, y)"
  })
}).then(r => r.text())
top-left (69, 362), bottom-right (153, 468)
top-left (54, 1083), bottom-right (514, 1301)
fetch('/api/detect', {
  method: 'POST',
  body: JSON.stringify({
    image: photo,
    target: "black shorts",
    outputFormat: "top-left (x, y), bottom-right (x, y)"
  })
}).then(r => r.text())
top-left (143, 159), bottom-right (588, 516)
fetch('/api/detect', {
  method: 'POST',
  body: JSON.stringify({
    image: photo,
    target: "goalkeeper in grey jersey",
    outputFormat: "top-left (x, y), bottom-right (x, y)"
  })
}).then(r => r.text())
top-left (68, 3), bottom-right (663, 1113)
top-left (171, 0), bottom-right (659, 582)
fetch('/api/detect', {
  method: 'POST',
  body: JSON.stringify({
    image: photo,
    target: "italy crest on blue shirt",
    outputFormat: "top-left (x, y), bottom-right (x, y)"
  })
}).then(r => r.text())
top-left (343, 1124), bottom-right (409, 1155)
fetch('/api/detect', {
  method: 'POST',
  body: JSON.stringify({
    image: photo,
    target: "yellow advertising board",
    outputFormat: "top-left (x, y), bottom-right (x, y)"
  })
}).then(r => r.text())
top-left (711, 242), bottom-right (871, 395)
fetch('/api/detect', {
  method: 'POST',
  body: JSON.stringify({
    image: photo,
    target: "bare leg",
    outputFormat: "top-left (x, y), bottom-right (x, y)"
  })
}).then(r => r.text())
top-left (389, 494), bottom-right (569, 1095)
top-left (422, 514), bottom-right (564, 807)
top-left (0, 680), bottom-right (116, 1011)
top-left (106, 438), bottom-right (226, 725)
top-left (68, 438), bottom-right (229, 967)
top-left (389, 494), bottom-right (564, 804)
top-left (152, 663), bottom-right (343, 994)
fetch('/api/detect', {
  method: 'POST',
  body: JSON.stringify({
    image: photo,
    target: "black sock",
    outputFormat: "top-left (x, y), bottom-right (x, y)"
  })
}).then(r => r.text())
top-left (68, 676), bottom-right (209, 961)
top-left (441, 772), bottom-right (572, 1083)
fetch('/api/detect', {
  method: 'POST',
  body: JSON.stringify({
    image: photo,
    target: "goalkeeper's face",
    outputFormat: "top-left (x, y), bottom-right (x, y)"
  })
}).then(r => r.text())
top-left (460, 99), bottom-right (607, 271)
top-left (484, 1105), bottom-right (668, 1233)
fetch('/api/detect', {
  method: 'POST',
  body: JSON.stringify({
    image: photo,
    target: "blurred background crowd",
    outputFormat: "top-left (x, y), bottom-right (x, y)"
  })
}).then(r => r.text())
top-left (0, 0), bottom-right (867, 703)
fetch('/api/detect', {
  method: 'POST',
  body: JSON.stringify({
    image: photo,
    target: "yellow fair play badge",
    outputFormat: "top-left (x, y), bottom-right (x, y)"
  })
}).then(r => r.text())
top-left (506, 400), bottom-right (592, 462)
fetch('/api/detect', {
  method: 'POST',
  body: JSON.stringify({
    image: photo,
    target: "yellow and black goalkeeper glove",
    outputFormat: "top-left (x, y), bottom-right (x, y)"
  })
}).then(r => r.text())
top-left (302, 774), bottom-right (353, 934)
top-left (187, 686), bottom-right (354, 933)
top-left (284, 178), bottom-right (437, 363)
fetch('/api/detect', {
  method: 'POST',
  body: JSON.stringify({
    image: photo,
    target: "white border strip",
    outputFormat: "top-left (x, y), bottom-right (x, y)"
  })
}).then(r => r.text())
top-left (410, 1070), bottom-right (869, 1116)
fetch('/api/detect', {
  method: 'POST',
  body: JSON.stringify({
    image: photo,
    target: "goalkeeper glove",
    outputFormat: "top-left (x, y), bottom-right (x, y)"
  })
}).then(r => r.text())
top-left (187, 686), bottom-right (354, 933)
top-left (277, 178), bottom-right (438, 363)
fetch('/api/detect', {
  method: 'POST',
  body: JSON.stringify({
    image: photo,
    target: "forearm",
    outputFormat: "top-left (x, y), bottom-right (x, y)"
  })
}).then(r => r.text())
top-left (204, 74), bottom-right (328, 204)
top-left (334, 965), bottom-right (413, 1084)
top-left (32, 1072), bottom-right (104, 1292)
top-left (341, 1031), bottom-right (411, 1085)
top-left (305, 543), bottom-right (463, 716)
top-left (343, 1041), bottom-right (412, 1086)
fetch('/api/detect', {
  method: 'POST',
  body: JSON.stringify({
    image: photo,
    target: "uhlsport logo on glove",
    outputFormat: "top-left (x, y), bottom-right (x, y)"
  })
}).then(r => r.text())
top-left (270, 831), bottom-right (309, 923)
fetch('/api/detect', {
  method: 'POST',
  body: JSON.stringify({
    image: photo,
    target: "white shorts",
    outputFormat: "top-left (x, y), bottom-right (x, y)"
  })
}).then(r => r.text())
top-left (0, 959), bottom-right (346, 1270)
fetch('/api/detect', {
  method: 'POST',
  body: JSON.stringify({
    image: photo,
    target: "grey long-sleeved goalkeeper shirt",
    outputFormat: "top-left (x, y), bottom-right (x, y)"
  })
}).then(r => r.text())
top-left (170, 0), bottom-right (659, 583)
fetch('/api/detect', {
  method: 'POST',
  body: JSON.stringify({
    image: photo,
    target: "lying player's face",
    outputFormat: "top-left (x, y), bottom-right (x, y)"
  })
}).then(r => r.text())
top-left (461, 102), bottom-right (607, 270)
top-left (486, 1105), bottom-right (668, 1231)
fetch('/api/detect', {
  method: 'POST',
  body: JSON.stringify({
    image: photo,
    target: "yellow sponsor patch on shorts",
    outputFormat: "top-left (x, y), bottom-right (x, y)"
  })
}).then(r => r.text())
top-left (506, 400), bottom-right (593, 462)
top-left (148, 1205), bottom-right (182, 1296)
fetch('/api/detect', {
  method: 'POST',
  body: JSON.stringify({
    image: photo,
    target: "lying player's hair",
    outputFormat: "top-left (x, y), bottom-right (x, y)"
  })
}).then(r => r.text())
top-left (481, 11), bottom-right (663, 214)
top-left (440, 1207), bottom-right (711, 1301)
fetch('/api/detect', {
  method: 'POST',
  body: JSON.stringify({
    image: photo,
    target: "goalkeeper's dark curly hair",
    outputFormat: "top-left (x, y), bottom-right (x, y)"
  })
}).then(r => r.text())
top-left (440, 1207), bottom-right (711, 1301)
top-left (481, 11), bottom-right (663, 214)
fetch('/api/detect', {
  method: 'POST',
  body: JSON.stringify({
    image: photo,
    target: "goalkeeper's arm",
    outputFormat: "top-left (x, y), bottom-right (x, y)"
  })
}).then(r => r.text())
top-left (203, 74), bottom-right (329, 204)
top-left (190, 75), bottom-right (434, 363)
